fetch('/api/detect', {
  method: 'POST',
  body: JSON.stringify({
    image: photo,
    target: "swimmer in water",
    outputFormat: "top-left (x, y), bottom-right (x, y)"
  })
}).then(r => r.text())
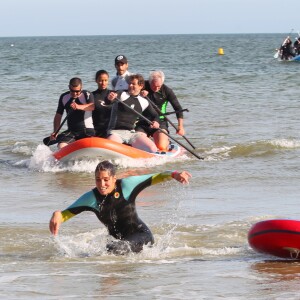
top-left (49, 160), bottom-right (192, 255)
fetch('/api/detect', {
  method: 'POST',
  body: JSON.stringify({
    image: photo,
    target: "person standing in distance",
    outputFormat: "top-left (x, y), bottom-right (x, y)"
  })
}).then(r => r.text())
top-left (50, 77), bottom-right (95, 149)
top-left (111, 55), bottom-right (131, 91)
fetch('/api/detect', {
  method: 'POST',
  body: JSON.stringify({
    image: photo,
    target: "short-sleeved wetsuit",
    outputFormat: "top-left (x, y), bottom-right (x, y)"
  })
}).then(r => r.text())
top-left (60, 171), bottom-right (175, 254)
top-left (56, 90), bottom-right (95, 143)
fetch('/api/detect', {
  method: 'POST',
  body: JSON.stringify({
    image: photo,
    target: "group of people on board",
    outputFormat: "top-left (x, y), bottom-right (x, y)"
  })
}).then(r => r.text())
top-left (48, 55), bottom-right (192, 254)
top-left (49, 55), bottom-right (185, 153)
top-left (277, 36), bottom-right (300, 60)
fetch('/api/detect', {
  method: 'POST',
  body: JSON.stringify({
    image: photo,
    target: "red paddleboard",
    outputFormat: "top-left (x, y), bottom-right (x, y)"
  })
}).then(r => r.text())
top-left (248, 219), bottom-right (300, 259)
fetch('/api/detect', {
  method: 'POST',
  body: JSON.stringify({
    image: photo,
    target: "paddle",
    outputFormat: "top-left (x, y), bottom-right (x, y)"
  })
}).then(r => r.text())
top-left (115, 98), bottom-right (204, 160)
top-left (145, 96), bottom-right (197, 149)
top-left (163, 108), bottom-right (189, 116)
top-left (43, 102), bottom-right (75, 146)
top-left (43, 132), bottom-right (66, 146)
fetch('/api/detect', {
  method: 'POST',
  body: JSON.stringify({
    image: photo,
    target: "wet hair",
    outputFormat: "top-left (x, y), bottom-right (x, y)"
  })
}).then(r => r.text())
top-left (128, 74), bottom-right (145, 87)
top-left (95, 70), bottom-right (109, 81)
top-left (149, 70), bottom-right (165, 84)
top-left (95, 160), bottom-right (116, 177)
top-left (69, 77), bottom-right (82, 87)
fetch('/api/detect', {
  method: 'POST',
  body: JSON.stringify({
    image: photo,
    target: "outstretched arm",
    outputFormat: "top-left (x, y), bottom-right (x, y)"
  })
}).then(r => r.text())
top-left (49, 210), bottom-right (63, 235)
top-left (121, 170), bottom-right (192, 202)
top-left (171, 170), bottom-right (191, 184)
top-left (49, 190), bottom-right (98, 236)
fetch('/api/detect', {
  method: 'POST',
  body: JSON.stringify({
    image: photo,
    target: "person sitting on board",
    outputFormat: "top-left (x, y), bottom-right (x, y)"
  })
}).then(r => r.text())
top-left (111, 55), bottom-right (131, 91)
top-left (106, 74), bottom-right (160, 153)
top-left (135, 70), bottom-right (185, 151)
top-left (49, 160), bottom-right (192, 255)
top-left (50, 77), bottom-right (95, 149)
top-left (294, 37), bottom-right (300, 56)
top-left (280, 37), bottom-right (295, 60)
top-left (92, 70), bottom-right (114, 138)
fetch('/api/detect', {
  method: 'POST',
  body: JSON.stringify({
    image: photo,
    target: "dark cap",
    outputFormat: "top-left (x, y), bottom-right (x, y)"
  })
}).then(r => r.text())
top-left (115, 55), bottom-right (128, 64)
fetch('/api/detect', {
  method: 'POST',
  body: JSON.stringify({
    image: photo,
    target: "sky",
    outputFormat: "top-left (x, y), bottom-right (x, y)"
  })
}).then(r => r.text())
top-left (0, 0), bottom-right (299, 37)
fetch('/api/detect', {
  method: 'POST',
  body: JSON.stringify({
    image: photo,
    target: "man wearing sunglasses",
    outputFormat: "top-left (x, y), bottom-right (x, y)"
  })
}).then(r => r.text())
top-left (50, 77), bottom-right (95, 149)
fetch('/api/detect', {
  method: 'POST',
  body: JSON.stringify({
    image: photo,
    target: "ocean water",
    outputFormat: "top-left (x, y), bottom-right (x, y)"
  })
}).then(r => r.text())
top-left (1, 33), bottom-right (300, 299)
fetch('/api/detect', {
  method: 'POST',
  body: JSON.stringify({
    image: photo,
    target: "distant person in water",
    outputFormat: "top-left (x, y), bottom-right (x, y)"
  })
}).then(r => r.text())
top-left (49, 160), bottom-right (192, 255)
top-left (111, 55), bottom-right (131, 91)
top-left (92, 70), bottom-right (113, 137)
top-left (50, 77), bottom-right (95, 149)
top-left (136, 70), bottom-right (185, 151)
top-left (280, 37), bottom-right (295, 60)
top-left (294, 37), bottom-right (300, 56)
top-left (107, 74), bottom-right (160, 153)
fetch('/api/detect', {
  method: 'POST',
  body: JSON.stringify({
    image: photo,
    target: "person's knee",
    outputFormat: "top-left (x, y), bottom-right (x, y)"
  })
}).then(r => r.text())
top-left (107, 134), bottom-right (123, 143)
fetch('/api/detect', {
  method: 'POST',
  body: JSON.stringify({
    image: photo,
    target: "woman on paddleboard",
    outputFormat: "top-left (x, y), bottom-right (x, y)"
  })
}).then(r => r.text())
top-left (49, 160), bottom-right (192, 255)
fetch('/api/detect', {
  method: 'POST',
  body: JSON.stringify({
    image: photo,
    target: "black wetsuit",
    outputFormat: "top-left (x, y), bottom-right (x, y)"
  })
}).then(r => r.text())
top-left (294, 40), bottom-right (300, 56)
top-left (280, 41), bottom-right (295, 60)
top-left (107, 91), bottom-right (160, 132)
top-left (92, 88), bottom-right (112, 137)
top-left (56, 90), bottom-right (95, 143)
top-left (135, 81), bottom-right (184, 136)
top-left (60, 171), bottom-right (175, 254)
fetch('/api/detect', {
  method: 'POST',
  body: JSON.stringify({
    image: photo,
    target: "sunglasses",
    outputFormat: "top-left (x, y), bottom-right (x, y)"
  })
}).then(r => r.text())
top-left (69, 88), bottom-right (82, 94)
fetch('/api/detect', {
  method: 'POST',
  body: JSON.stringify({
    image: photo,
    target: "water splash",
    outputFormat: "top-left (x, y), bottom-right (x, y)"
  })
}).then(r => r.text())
top-left (24, 143), bottom-right (190, 173)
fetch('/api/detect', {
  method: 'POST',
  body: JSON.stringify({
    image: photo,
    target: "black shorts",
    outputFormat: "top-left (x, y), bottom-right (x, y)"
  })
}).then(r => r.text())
top-left (59, 128), bottom-right (95, 144)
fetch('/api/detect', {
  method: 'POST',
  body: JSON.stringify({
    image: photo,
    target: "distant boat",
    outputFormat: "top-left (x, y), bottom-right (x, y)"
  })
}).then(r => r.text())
top-left (274, 52), bottom-right (300, 62)
top-left (274, 34), bottom-right (300, 62)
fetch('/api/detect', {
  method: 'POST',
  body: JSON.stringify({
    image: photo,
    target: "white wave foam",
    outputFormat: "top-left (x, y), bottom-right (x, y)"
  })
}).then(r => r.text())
top-left (25, 144), bottom-right (189, 173)
top-left (11, 142), bottom-right (33, 156)
top-left (204, 145), bottom-right (234, 161)
top-left (269, 138), bottom-right (300, 148)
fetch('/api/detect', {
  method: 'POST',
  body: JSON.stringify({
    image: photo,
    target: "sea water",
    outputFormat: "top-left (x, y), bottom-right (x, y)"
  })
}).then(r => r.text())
top-left (1, 34), bottom-right (300, 299)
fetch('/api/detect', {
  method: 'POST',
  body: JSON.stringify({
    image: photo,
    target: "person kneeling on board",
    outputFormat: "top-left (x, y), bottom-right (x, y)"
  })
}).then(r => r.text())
top-left (50, 77), bottom-right (95, 149)
top-left (49, 160), bottom-right (191, 255)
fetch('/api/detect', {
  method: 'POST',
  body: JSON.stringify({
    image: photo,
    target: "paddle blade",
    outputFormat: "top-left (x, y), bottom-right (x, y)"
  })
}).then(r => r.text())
top-left (43, 133), bottom-right (65, 146)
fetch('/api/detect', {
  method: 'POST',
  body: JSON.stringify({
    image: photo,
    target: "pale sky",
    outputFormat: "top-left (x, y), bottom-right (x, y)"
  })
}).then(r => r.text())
top-left (0, 0), bottom-right (299, 37)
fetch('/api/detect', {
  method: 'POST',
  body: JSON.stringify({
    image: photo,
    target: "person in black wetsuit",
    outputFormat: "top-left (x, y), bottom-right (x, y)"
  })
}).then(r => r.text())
top-left (92, 70), bottom-right (113, 137)
top-left (294, 37), bottom-right (300, 56)
top-left (49, 160), bottom-right (192, 255)
top-left (280, 37), bottom-right (295, 60)
top-left (50, 77), bottom-right (95, 149)
top-left (136, 70), bottom-right (185, 151)
top-left (107, 74), bottom-right (160, 153)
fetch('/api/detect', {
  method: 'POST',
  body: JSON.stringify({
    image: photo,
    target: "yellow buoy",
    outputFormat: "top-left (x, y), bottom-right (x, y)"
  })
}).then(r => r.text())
top-left (218, 48), bottom-right (224, 55)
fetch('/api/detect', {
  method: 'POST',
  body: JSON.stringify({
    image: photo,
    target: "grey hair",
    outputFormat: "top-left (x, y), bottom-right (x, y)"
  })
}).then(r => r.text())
top-left (95, 160), bottom-right (116, 177)
top-left (149, 70), bottom-right (165, 84)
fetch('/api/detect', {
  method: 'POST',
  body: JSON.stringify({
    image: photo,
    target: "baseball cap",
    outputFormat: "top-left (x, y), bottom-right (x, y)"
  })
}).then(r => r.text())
top-left (115, 55), bottom-right (128, 64)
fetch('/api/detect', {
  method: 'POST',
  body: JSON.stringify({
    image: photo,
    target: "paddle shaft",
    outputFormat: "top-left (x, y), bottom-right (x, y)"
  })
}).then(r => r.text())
top-left (115, 98), bottom-right (203, 160)
top-left (145, 96), bottom-right (196, 149)
top-left (163, 108), bottom-right (189, 116)
top-left (44, 100), bottom-right (75, 146)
